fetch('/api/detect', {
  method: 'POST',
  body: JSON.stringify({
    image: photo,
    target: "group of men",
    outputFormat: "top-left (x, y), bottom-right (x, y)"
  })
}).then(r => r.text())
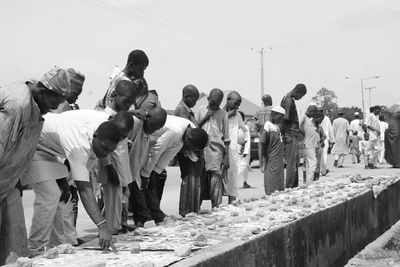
top-left (337, 106), bottom-right (388, 169)
top-left (0, 49), bottom-right (261, 264)
top-left (255, 86), bottom-right (390, 195)
top-left (3, 46), bottom-right (388, 264)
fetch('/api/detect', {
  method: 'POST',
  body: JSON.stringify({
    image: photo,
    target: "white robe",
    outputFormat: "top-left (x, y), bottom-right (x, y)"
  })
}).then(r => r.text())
top-left (223, 113), bottom-right (245, 197)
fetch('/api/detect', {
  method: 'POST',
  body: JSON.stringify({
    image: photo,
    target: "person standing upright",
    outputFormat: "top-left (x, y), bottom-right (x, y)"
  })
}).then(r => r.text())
top-left (260, 106), bottom-right (285, 195)
top-left (280, 84), bottom-right (307, 188)
top-left (0, 67), bottom-right (70, 264)
top-left (196, 89), bottom-right (230, 208)
top-left (318, 108), bottom-right (335, 176)
top-left (364, 106), bottom-right (381, 168)
top-left (224, 91), bottom-right (247, 204)
top-left (379, 114), bottom-right (388, 164)
top-left (332, 110), bottom-right (350, 168)
top-left (350, 112), bottom-right (363, 137)
top-left (255, 94), bottom-right (273, 174)
top-left (174, 85), bottom-right (205, 216)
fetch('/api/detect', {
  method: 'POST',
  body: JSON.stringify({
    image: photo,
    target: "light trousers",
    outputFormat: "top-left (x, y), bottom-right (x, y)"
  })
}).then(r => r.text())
top-left (29, 179), bottom-right (77, 255)
top-left (320, 140), bottom-right (329, 175)
top-left (238, 155), bottom-right (250, 183)
top-left (334, 153), bottom-right (346, 167)
top-left (304, 148), bottom-right (317, 185)
top-left (379, 140), bottom-right (385, 163)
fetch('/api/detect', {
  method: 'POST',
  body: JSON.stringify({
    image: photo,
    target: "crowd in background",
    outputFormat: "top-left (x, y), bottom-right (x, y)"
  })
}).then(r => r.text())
top-left (1, 49), bottom-right (399, 265)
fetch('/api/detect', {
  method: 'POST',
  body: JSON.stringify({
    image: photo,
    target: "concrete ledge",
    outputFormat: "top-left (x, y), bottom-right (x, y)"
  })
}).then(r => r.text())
top-left (174, 180), bottom-right (400, 267)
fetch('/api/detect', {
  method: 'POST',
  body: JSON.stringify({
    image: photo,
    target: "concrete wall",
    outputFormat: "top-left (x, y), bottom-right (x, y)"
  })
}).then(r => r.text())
top-left (174, 181), bottom-right (400, 267)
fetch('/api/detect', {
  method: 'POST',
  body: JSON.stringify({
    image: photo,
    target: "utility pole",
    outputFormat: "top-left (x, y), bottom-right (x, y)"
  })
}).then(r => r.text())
top-left (364, 86), bottom-right (376, 111)
top-left (258, 48), bottom-right (265, 106)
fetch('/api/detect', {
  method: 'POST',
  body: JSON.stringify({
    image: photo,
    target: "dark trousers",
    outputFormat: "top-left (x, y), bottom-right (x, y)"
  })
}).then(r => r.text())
top-left (69, 186), bottom-right (79, 227)
top-left (145, 171), bottom-right (166, 223)
top-left (0, 188), bottom-right (28, 265)
top-left (129, 181), bottom-right (152, 224)
top-left (284, 135), bottom-right (299, 188)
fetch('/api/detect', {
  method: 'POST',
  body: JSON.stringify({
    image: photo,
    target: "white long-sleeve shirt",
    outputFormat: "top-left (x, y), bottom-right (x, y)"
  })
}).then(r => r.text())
top-left (140, 115), bottom-right (195, 177)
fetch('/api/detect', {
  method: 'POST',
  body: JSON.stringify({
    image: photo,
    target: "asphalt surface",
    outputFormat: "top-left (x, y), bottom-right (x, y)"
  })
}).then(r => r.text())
top-left (22, 154), bottom-right (400, 241)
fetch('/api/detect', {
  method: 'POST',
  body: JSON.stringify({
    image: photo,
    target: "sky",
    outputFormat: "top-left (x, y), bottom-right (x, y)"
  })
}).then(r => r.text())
top-left (1, 0), bottom-right (400, 114)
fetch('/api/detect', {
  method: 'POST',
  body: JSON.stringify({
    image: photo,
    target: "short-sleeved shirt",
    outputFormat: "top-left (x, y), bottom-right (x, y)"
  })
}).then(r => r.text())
top-left (300, 115), bottom-right (319, 148)
top-left (0, 82), bottom-right (43, 201)
top-left (62, 109), bottom-right (132, 185)
top-left (196, 106), bottom-right (230, 172)
top-left (35, 113), bottom-right (97, 183)
top-left (280, 93), bottom-right (299, 135)
top-left (140, 115), bottom-right (195, 177)
top-left (95, 71), bottom-right (131, 110)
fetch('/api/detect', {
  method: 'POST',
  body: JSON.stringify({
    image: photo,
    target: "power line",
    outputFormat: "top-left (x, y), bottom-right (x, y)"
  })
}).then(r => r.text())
top-left (83, 0), bottom-right (255, 48)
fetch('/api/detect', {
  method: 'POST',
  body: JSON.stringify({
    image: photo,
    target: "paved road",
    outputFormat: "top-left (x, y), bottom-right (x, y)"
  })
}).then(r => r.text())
top-left (22, 154), bottom-right (400, 240)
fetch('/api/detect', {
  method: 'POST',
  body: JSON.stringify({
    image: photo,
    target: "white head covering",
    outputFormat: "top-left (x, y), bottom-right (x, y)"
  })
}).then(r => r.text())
top-left (271, 106), bottom-right (285, 115)
top-left (354, 112), bottom-right (360, 116)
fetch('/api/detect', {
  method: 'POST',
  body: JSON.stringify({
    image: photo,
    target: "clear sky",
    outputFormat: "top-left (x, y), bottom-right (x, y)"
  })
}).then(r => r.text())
top-left (1, 0), bottom-right (399, 114)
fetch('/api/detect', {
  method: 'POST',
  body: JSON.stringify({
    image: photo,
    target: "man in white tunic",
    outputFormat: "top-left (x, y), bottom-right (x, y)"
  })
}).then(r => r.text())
top-left (364, 105), bottom-right (381, 168)
top-left (331, 110), bottom-right (350, 168)
top-left (223, 91), bottom-right (247, 203)
top-left (319, 108), bottom-right (335, 176)
top-left (350, 112), bottom-right (362, 137)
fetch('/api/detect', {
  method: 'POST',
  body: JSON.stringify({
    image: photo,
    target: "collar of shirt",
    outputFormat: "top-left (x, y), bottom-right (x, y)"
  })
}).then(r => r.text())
top-left (104, 106), bottom-right (117, 116)
top-left (179, 100), bottom-right (194, 116)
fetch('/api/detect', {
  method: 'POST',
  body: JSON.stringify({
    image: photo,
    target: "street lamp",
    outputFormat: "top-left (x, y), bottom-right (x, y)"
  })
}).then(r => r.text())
top-left (344, 75), bottom-right (380, 114)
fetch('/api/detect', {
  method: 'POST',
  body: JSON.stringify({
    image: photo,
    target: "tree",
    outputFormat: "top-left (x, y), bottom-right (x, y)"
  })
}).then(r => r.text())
top-left (311, 87), bottom-right (338, 120)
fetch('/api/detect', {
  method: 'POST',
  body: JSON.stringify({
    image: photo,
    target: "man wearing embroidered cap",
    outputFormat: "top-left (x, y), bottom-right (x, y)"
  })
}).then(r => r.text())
top-left (260, 106), bottom-right (285, 195)
top-left (53, 68), bottom-right (85, 113)
top-left (0, 67), bottom-right (70, 264)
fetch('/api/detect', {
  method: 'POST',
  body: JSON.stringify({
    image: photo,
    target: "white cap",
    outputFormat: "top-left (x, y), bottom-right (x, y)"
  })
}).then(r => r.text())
top-left (271, 106), bottom-right (285, 115)
top-left (354, 112), bottom-right (360, 116)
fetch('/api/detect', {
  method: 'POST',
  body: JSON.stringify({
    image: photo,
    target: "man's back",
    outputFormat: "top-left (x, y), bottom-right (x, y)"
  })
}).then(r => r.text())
top-left (280, 93), bottom-right (299, 135)
top-left (0, 83), bottom-right (43, 201)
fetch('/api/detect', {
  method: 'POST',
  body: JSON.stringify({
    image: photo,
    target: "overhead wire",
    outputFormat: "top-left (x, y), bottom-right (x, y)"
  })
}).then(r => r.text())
top-left (83, 0), bottom-right (357, 97)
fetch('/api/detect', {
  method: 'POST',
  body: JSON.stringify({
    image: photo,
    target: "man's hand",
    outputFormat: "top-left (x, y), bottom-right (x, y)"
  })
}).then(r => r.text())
top-left (222, 155), bottom-right (230, 170)
top-left (141, 176), bottom-right (150, 190)
top-left (98, 223), bottom-right (112, 250)
top-left (56, 178), bottom-right (70, 204)
top-left (106, 165), bottom-right (120, 186)
top-left (130, 109), bottom-right (147, 120)
top-left (227, 109), bottom-right (237, 118)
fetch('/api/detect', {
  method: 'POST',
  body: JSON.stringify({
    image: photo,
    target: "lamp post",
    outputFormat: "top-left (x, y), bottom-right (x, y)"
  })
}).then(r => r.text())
top-left (344, 75), bottom-right (379, 114)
